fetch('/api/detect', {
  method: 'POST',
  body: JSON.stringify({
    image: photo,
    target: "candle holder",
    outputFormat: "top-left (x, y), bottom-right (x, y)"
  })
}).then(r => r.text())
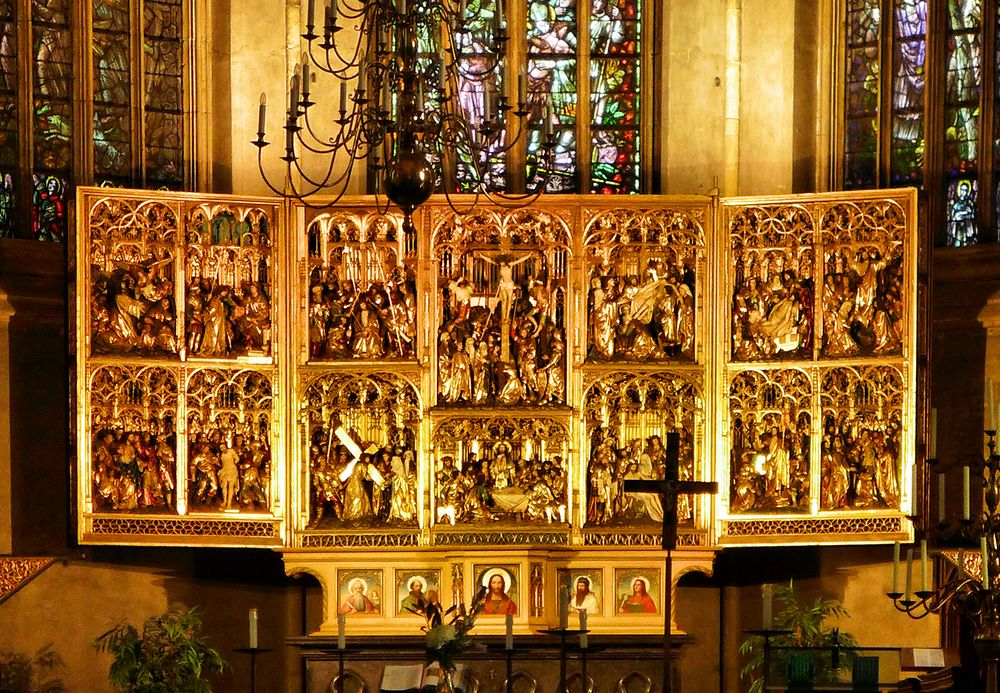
top-left (887, 429), bottom-right (1000, 692)
top-left (538, 628), bottom-right (588, 693)
top-left (232, 647), bottom-right (272, 693)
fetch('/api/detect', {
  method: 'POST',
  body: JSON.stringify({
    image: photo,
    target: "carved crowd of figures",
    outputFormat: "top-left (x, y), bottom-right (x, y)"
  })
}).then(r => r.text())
top-left (435, 446), bottom-right (567, 524)
top-left (820, 416), bottom-right (900, 510)
top-left (93, 428), bottom-right (176, 511)
top-left (309, 428), bottom-right (418, 527)
top-left (438, 257), bottom-right (565, 406)
top-left (308, 267), bottom-right (417, 360)
top-left (185, 278), bottom-right (272, 358)
top-left (187, 428), bottom-right (270, 511)
top-left (586, 428), bottom-right (694, 525)
top-left (92, 256), bottom-right (178, 356)
top-left (587, 258), bottom-right (696, 361)
top-left (729, 412), bottom-right (811, 512)
top-left (821, 248), bottom-right (903, 357)
top-left (731, 252), bottom-right (813, 361)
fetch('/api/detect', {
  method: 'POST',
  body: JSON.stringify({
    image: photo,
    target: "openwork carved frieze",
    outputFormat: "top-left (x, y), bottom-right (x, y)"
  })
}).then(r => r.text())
top-left (583, 372), bottom-right (701, 526)
top-left (431, 415), bottom-right (569, 525)
top-left (89, 365), bottom-right (179, 512)
top-left (301, 372), bottom-right (421, 529)
top-left (819, 366), bottom-right (905, 510)
top-left (186, 368), bottom-right (274, 513)
top-left (728, 369), bottom-right (813, 513)
top-left (583, 208), bottom-right (705, 362)
top-left (305, 210), bottom-right (417, 361)
top-left (433, 208), bottom-right (570, 406)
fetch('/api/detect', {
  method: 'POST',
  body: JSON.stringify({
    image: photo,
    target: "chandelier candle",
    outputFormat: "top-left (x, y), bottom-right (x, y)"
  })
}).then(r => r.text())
top-left (249, 608), bottom-right (258, 649)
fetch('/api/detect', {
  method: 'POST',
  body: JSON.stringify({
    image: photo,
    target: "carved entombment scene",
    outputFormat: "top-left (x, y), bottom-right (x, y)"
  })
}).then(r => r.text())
top-left (583, 373), bottom-right (700, 526)
top-left (433, 208), bottom-right (570, 406)
top-left (305, 211), bottom-right (417, 361)
top-left (584, 208), bottom-right (704, 363)
top-left (431, 416), bottom-right (569, 525)
top-left (301, 372), bottom-right (421, 529)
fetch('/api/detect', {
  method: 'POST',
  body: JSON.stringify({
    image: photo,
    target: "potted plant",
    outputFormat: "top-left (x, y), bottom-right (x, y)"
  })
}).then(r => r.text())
top-left (0, 645), bottom-right (64, 693)
top-left (94, 607), bottom-right (226, 693)
top-left (739, 581), bottom-right (858, 693)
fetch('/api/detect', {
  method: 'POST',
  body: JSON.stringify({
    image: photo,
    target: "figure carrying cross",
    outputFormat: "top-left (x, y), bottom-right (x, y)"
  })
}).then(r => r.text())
top-left (623, 430), bottom-right (718, 693)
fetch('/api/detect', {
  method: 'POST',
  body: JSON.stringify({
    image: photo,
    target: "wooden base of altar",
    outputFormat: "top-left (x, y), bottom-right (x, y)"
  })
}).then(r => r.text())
top-left (290, 634), bottom-right (694, 693)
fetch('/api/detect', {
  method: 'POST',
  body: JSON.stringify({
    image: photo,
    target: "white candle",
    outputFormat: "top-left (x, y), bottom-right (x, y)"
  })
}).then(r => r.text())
top-left (505, 614), bottom-right (513, 650)
top-left (762, 584), bottom-right (773, 629)
top-left (891, 542), bottom-right (900, 594)
top-left (938, 474), bottom-right (946, 523)
top-left (920, 539), bottom-right (928, 593)
top-left (249, 608), bottom-right (258, 649)
top-left (559, 585), bottom-right (569, 630)
top-left (929, 408), bottom-right (938, 458)
top-left (257, 93), bottom-right (266, 134)
top-left (989, 379), bottom-right (995, 430)
top-left (904, 549), bottom-right (913, 600)
top-left (964, 466), bottom-right (971, 520)
top-left (338, 612), bottom-right (346, 650)
top-left (579, 610), bottom-right (588, 649)
top-left (983, 536), bottom-right (990, 585)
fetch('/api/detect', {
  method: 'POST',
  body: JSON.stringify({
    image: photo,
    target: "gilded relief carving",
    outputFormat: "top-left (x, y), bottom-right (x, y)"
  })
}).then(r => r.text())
top-left (728, 369), bottom-right (812, 513)
top-left (305, 211), bottom-right (417, 361)
top-left (89, 365), bottom-right (179, 512)
top-left (433, 209), bottom-right (570, 406)
top-left (89, 199), bottom-right (179, 356)
top-left (819, 366), bottom-right (904, 510)
top-left (185, 369), bottom-right (274, 512)
top-left (583, 373), bottom-right (699, 526)
top-left (819, 202), bottom-right (906, 358)
top-left (583, 209), bottom-right (704, 362)
top-left (431, 416), bottom-right (569, 525)
top-left (729, 205), bottom-right (815, 361)
top-left (301, 373), bottom-right (421, 528)
top-left (185, 206), bottom-right (274, 360)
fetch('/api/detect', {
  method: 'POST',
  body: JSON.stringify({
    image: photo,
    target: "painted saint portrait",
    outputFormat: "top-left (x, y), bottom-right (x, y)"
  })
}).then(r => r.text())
top-left (615, 569), bottom-right (659, 615)
top-left (396, 569), bottom-right (441, 616)
top-left (558, 569), bottom-right (603, 615)
top-left (338, 570), bottom-right (383, 615)
top-left (475, 565), bottom-right (519, 616)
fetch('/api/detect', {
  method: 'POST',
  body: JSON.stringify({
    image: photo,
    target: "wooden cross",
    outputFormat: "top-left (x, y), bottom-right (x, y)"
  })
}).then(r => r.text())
top-left (623, 431), bottom-right (718, 693)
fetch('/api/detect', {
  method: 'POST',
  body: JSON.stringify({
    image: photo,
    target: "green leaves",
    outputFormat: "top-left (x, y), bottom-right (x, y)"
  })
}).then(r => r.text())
top-left (94, 608), bottom-right (226, 693)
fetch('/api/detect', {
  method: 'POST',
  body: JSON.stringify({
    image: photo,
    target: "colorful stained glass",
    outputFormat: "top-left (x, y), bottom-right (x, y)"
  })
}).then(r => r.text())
top-left (0, 0), bottom-right (15, 236)
top-left (946, 177), bottom-right (978, 246)
top-left (843, 0), bottom-right (879, 188)
top-left (943, 0), bottom-right (980, 175)
top-left (31, 172), bottom-right (67, 241)
top-left (32, 0), bottom-right (73, 176)
top-left (889, 0), bottom-right (926, 185)
top-left (144, 0), bottom-right (184, 186)
top-left (0, 171), bottom-right (13, 238)
top-left (995, 8), bottom-right (1000, 239)
top-left (527, 0), bottom-right (577, 191)
top-left (93, 0), bottom-right (133, 183)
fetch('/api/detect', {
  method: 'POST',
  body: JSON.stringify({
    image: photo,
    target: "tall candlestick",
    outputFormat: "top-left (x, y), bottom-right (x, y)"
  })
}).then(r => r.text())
top-left (904, 548), bottom-right (913, 601)
top-left (257, 93), bottom-right (266, 134)
top-left (307, 0), bottom-right (315, 26)
top-left (892, 541), bottom-right (900, 594)
top-left (938, 473), bottom-right (946, 523)
top-left (929, 408), bottom-right (938, 458)
top-left (762, 584), bottom-right (773, 628)
top-left (249, 608), bottom-right (259, 649)
top-left (339, 80), bottom-right (348, 115)
top-left (983, 537), bottom-right (990, 585)
top-left (989, 379), bottom-right (996, 430)
top-left (964, 466), bottom-right (971, 520)
top-left (579, 610), bottom-right (588, 649)
top-left (505, 613), bottom-right (513, 650)
top-left (338, 612), bottom-right (346, 650)
top-left (920, 539), bottom-right (928, 593)
top-left (559, 585), bottom-right (569, 629)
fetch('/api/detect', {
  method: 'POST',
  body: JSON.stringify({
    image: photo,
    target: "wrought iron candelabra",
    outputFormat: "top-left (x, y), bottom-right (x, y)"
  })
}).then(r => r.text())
top-left (886, 430), bottom-right (1000, 693)
top-left (253, 0), bottom-right (555, 234)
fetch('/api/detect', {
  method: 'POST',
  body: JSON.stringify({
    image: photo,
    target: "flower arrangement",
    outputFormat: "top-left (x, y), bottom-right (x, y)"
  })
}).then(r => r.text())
top-left (406, 586), bottom-right (488, 672)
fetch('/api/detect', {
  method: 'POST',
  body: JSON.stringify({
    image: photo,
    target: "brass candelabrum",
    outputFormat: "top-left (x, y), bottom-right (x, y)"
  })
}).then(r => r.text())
top-left (887, 430), bottom-right (1000, 693)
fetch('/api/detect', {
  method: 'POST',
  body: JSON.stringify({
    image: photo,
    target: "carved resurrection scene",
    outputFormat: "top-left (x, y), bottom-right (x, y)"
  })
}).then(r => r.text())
top-left (434, 209), bottom-right (569, 406)
top-left (185, 369), bottom-right (274, 513)
top-left (302, 373), bottom-right (420, 529)
top-left (583, 373), bottom-right (699, 526)
top-left (820, 366), bottom-right (904, 510)
top-left (89, 199), bottom-right (180, 356)
top-left (431, 417), bottom-right (568, 525)
top-left (184, 206), bottom-right (274, 360)
top-left (728, 369), bottom-right (812, 513)
top-left (306, 212), bottom-right (418, 361)
top-left (90, 365), bottom-right (179, 512)
top-left (584, 209), bottom-right (704, 362)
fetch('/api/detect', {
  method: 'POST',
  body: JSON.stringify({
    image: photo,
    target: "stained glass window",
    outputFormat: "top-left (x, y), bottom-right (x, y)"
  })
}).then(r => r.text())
top-left (93, 0), bottom-right (133, 184)
top-left (144, 0), bottom-right (185, 187)
top-left (890, 0), bottom-right (926, 186)
top-left (0, 0), bottom-right (16, 238)
top-left (843, 0), bottom-right (880, 189)
top-left (995, 7), bottom-right (1000, 238)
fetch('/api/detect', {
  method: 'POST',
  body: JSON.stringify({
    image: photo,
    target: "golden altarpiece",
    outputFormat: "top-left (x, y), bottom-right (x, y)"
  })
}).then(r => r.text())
top-left (74, 186), bottom-right (919, 637)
